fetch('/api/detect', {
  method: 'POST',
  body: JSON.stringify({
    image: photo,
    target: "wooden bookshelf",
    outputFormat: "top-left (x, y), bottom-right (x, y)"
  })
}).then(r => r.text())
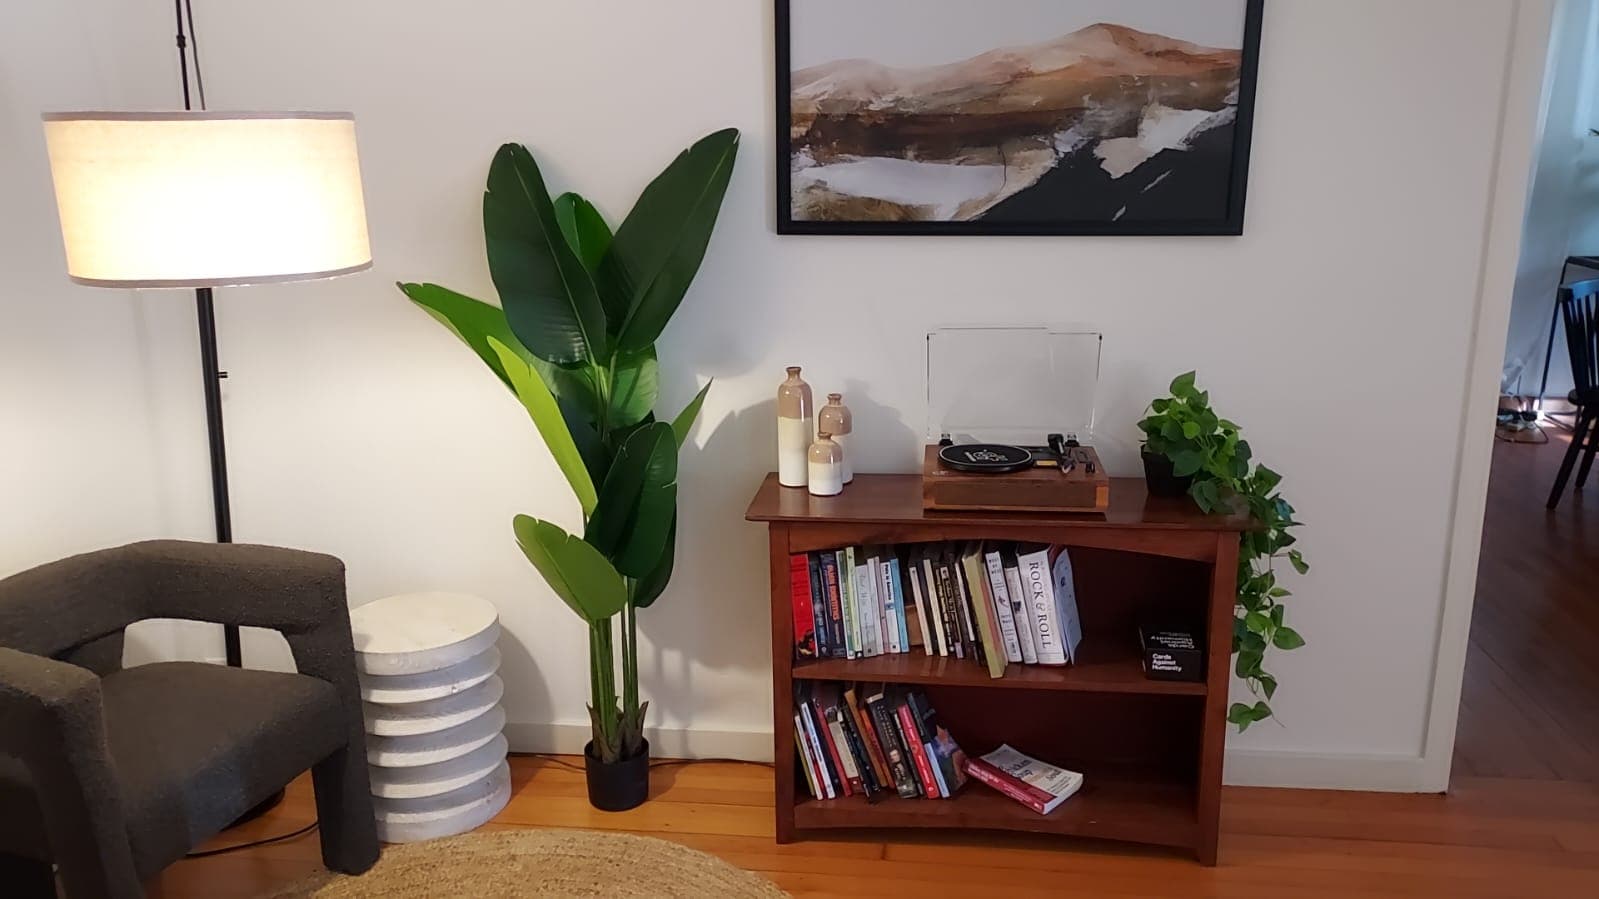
top-left (747, 472), bottom-right (1248, 865)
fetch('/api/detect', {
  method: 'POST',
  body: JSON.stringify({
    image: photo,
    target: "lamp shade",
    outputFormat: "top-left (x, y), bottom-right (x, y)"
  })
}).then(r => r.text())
top-left (42, 111), bottom-right (371, 288)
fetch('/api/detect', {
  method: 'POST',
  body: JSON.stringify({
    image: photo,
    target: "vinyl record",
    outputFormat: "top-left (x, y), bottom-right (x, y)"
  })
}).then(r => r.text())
top-left (938, 443), bottom-right (1035, 474)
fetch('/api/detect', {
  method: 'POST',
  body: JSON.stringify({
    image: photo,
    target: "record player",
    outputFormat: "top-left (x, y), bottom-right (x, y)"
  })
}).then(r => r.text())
top-left (921, 327), bottom-right (1110, 513)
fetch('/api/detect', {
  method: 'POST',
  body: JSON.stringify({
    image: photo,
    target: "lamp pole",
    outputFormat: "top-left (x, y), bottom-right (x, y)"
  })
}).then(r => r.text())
top-left (176, 0), bottom-right (242, 668)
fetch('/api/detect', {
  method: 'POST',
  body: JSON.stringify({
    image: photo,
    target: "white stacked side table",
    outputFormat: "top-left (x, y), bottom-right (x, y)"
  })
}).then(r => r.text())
top-left (350, 593), bottom-right (510, 843)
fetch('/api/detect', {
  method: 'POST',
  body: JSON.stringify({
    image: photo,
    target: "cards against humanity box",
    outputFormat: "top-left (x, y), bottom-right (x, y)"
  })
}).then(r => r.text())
top-left (1138, 625), bottom-right (1203, 682)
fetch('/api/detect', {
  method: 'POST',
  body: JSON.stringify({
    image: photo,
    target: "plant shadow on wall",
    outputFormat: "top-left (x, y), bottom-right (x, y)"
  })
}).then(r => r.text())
top-left (398, 128), bottom-right (739, 810)
top-left (1139, 372), bottom-right (1309, 732)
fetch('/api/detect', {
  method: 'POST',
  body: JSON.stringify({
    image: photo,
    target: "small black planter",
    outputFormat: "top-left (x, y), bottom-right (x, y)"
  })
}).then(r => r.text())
top-left (1142, 450), bottom-right (1194, 498)
top-left (584, 739), bottom-right (649, 812)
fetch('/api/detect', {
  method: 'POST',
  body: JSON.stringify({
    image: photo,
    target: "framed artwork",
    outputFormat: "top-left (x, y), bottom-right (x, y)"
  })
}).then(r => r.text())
top-left (776, 0), bottom-right (1264, 236)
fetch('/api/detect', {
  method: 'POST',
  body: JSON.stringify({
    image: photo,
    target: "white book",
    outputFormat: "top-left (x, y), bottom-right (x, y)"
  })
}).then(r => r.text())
top-left (985, 548), bottom-right (1023, 664)
top-left (1002, 557), bottom-right (1038, 665)
top-left (953, 557), bottom-right (979, 654)
top-left (798, 705), bottom-right (834, 798)
top-left (1049, 547), bottom-right (1084, 664)
top-left (1017, 545), bottom-right (1067, 665)
top-left (879, 555), bottom-right (902, 654)
top-left (908, 552), bottom-right (936, 656)
top-left (967, 744), bottom-right (1083, 815)
top-left (922, 555), bottom-right (949, 656)
top-left (855, 555), bottom-right (880, 657)
top-left (794, 713), bottom-right (821, 799)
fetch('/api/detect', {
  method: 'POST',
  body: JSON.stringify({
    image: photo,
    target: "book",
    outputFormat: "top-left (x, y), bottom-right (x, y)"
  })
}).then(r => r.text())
top-left (926, 725), bottom-right (969, 796)
top-left (851, 547), bottom-right (880, 657)
top-left (1049, 547), bottom-right (1084, 665)
top-left (951, 549), bottom-right (985, 668)
top-left (839, 549), bottom-right (860, 659)
top-left (985, 546), bottom-right (1023, 664)
top-left (894, 697), bottom-right (941, 797)
top-left (835, 693), bottom-right (885, 800)
top-left (818, 552), bottom-right (847, 659)
top-left (797, 696), bottom-right (839, 798)
top-left (933, 550), bottom-right (965, 659)
top-left (817, 685), bottom-right (864, 796)
top-left (807, 554), bottom-right (830, 659)
top-left (795, 713), bottom-right (822, 800)
top-left (844, 686), bottom-right (893, 795)
top-left (964, 745), bottom-right (1083, 815)
top-left (879, 553), bottom-right (902, 654)
top-left (906, 548), bottom-right (936, 657)
top-left (865, 688), bottom-right (922, 798)
top-left (920, 552), bottom-right (950, 657)
top-left (1016, 545), bottom-right (1067, 666)
top-left (1001, 551), bottom-right (1038, 665)
top-left (889, 555), bottom-right (912, 652)
top-left (789, 554), bottom-right (817, 660)
top-left (959, 545), bottom-right (1006, 679)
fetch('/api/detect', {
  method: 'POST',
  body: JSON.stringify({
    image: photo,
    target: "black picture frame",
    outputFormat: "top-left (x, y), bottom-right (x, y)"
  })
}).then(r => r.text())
top-left (775, 0), bottom-right (1264, 236)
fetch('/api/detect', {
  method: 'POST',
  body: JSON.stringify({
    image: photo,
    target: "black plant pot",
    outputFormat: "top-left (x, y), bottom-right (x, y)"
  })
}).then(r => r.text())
top-left (584, 739), bottom-right (649, 812)
top-left (1142, 450), bottom-right (1194, 498)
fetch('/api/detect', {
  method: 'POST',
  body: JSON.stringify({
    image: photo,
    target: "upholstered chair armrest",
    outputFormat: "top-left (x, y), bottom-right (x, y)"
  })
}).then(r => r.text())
top-left (128, 540), bottom-right (348, 635)
top-left (0, 647), bottom-right (141, 899)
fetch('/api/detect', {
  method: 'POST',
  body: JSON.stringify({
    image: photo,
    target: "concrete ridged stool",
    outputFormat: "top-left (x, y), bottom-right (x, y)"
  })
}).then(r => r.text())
top-left (351, 593), bottom-right (510, 843)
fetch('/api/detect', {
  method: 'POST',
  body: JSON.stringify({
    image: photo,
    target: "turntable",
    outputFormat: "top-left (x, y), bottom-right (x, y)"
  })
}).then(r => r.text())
top-left (921, 328), bottom-right (1110, 513)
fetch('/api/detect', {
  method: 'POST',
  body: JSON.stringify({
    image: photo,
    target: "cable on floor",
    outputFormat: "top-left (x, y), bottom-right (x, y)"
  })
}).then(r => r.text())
top-left (184, 820), bottom-right (319, 858)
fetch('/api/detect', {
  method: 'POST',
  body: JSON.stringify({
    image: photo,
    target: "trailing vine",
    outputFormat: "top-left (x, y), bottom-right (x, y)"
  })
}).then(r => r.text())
top-left (1139, 372), bottom-right (1307, 731)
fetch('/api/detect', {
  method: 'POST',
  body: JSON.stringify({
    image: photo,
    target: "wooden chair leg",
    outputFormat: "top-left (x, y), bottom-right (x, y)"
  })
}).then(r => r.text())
top-left (1549, 410), bottom-right (1595, 508)
top-left (1578, 412), bottom-right (1599, 489)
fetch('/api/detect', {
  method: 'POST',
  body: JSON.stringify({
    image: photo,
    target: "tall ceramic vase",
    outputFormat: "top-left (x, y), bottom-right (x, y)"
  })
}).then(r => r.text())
top-left (818, 393), bottom-right (853, 484)
top-left (777, 367), bottom-right (813, 487)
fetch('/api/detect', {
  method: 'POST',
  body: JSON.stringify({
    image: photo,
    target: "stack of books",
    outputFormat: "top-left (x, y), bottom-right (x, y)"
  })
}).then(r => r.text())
top-left (789, 542), bottom-right (1084, 678)
top-left (794, 682), bottom-right (969, 801)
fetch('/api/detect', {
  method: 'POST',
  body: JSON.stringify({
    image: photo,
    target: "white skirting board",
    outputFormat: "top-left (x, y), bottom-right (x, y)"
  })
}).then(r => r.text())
top-left (503, 723), bottom-right (1433, 793)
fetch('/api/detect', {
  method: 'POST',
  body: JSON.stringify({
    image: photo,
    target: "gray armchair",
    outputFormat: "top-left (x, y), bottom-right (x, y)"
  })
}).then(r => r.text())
top-left (0, 540), bottom-right (380, 898)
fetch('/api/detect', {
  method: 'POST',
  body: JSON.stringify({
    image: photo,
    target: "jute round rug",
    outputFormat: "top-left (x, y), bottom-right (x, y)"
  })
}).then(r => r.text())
top-left (263, 829), bottom-right (788, 898)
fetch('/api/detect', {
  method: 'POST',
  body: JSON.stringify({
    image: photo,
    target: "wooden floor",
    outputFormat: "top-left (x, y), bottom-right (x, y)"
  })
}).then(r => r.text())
top-left (148, 425), bottom-right (1599, 898)
top-left (1453, 423), bottom-right (1599, 781)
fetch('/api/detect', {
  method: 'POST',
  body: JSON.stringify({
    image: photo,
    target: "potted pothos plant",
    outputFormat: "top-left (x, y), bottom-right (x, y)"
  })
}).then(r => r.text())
top-left (398, 128), bottom-right (739, 810)
top-left (1138, 372), bottom-right (1309, 731)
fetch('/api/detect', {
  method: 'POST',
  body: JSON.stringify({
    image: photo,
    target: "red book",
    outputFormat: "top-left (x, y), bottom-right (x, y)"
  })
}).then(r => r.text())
top-left (810, 691), bottom-right (854, 797)
top-left (895, 701), bottom-right (940, 797)
top-left (790, 554), bottom-right (817, 659)
top-left (963, 745), bottom-right (1082, 815)
top-left (964, 759), bottom-right (1050, 812)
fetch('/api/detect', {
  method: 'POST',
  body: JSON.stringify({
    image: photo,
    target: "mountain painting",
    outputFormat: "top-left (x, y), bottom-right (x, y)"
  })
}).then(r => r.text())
top-left (776, 0), bottom-right (1263, 235)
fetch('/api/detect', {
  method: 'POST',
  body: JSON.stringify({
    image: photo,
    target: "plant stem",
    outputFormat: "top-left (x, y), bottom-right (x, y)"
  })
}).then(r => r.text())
top-left (589, 618), bottom-right (618, 761)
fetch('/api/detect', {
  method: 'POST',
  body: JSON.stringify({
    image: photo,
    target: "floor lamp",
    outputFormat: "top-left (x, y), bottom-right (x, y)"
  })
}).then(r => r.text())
top-left (40, 111), bottom-right (371, 667)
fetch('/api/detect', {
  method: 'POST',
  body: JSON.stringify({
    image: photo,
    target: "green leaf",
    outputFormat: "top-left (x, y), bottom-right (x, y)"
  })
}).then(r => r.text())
top-left (512, 515), bottom-right (626, 623)
top-left (599, 128), bottom-right (740, 352)
top-left (1236, 649), bottom-right (1263, 679)
top-left (1181, 420), bottom-right (1202, 439)
top-left (1259, 673), bottom-right (1278, 700)
top-left (1150, 399), bottom-right (1170, 413)
top-left (1245, 611), bottom-right (1270, 634)
top-left (631, 515), bottom-right (676, 609)
top-left (553, 192), bottom-right (613, 276)
top-left (1287, 549), bottom-right (1310, 575)
top-left (1272, 626), bottom-right (1306, 651)
top-left (489, 338), bottom-right (599, 517)
top-left (1170, 371), bottom-right (1198, 398)
top-left (584, 421), bottom-right (678, 577)
top-left (608, 348), bottom-right (659, 429)
top-left (399, 282), bottom-right (534, 391)
top-left (1171, 449), bottom-right (1205, 478)
top-left (1255, 464), bottom-right (1282, 495)
top-left (671, 380), bottom-right (713, 448)
top-left (484, 143), bottom-right (609, 365)
top-left (1270, 605), bottom-right (1286, 627)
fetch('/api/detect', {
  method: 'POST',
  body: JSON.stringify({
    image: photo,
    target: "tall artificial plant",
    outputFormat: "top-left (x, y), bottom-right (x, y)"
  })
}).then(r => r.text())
top-left (1139, 372), bottom-right (1308, 732)
top-left (399, 128), bottom-right (738, 763)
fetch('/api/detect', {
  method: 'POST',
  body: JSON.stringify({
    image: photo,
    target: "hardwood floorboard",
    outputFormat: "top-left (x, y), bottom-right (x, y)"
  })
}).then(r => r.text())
top-left (146, 422), bottom-right (1599, 897)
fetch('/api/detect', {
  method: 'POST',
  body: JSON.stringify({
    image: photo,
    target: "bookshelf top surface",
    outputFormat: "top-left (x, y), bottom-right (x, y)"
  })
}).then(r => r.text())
top-left (746, 473), bottom-right (1251, 531)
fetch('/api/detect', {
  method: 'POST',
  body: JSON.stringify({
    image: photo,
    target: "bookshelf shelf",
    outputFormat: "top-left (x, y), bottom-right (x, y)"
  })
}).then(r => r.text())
top-left (793, 771), bottom-right (1198, 849)
top-left (749, 473), bottom-right (1245, 865)
top-left (793, 646), bottom-right (1207, 696)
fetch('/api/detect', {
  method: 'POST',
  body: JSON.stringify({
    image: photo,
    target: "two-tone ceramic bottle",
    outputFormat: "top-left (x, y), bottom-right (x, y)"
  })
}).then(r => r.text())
top-left (777, 367), bottom-right (814, 487)
top-left (817, 393), bottom-right (853, 484)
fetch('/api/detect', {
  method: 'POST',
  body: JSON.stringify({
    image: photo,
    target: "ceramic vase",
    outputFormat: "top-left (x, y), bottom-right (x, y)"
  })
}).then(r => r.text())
top-left (808, 432), bottom-right (845, 497)
top-left (817, 393), bottom-right (854, 484)
top-left (777, 367), bottom-right (814, 487)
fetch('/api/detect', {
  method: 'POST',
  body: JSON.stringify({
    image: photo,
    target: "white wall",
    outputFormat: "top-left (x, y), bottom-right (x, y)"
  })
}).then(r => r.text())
top-left (1505, 0), bottom-right (1598, 398)
top-left (0, 1), bottom-right (1545, 786)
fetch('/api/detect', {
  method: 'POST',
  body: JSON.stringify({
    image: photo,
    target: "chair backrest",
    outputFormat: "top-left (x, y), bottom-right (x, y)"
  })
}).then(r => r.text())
top-left (1558, 278), bottom-right (1599, 395)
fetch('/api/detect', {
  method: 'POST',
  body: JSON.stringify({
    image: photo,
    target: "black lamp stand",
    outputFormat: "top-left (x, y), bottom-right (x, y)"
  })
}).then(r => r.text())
top-left (195, 287), bottom-right (242, 667)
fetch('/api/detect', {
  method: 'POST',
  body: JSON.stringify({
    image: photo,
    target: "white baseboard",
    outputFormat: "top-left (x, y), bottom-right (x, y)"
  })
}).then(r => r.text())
top-left (1223, 748), bottom-right (1431, 793)
top-left (503, 723), bottom-right (775, 763)
top-left (504, 723), bottom-right (1431, 792)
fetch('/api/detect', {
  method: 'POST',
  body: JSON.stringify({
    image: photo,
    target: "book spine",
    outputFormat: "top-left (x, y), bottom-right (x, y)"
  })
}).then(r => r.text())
top-left (924, 740), bottom-right (950, 797)
top-left (794, 714), bottom-right (821, 799)
top-left (1003, 559), bottom-right (1038, 665)
top-left (867, 556), bottom-right (887, 656)
top-left (953, 559), bottom-right (985, 668)
top-left (789, 554), bottom-right (816, 660)
top-left (811, 695), bottom-right (853, 796)
top-left (799, 699), bottom-right (837, 798)
top-left (961, 551), bottom-right (1005, 679)
top-left (807, 554), bottom-right (829, 660)
top-left (921, 556), bottom-right (948, 656)
top-left (964, 759), bottom-right (1048, 814)
top-left (852, 551), bottom-right (878, 656)
top-left (867, 693), bottom-right (922, 798)
top-left (890, 557), bottom-right (912, 653)
top-left (845, 688), bottom-right (893, 793)
top-left (895, 701), bottom-right (940, 798)
top-left (986, 551), bottom-right (1023, 664)
top-left (819, 552), bottom-right (847, 659)
top-left (933, 558), bottom-right (963, 659)
top-left (1019, 548), bottom-right (1067, 665)
top-left (907, 555), bottom-right (936, 657)
top-left (880, 557), bottom-right (901, 654)
top-left (827, 708), bottom-right (866, 796)
top-left (839, 549), bottom-right (860, 659)
top-left (1050, 547), bottom-right (1084, 665)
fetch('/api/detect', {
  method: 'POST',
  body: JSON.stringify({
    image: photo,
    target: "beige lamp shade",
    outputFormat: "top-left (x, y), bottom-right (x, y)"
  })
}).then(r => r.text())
top-left (42, 111), bottom-right (371, 288)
